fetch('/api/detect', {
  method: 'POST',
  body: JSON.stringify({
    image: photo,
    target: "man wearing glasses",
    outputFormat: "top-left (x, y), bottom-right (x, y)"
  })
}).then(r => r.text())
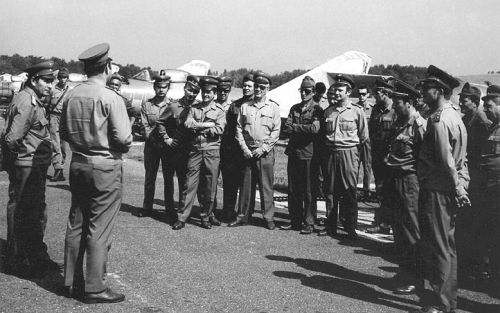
top-left (355, 84), bottom-right (373, 199)
top-left (281, 76), bottom-right (323, 234)
top-left (230, 72), bottom-right (281, 230)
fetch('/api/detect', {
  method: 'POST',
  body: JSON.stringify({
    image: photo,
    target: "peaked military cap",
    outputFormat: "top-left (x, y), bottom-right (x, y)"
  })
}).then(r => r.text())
top-left (374, 77), bottom-right (395, 91)
top-left (242, 73), bottom-right (254, 82)
top-left (390, 80), bottom-right (420, 100)
top-left (300, 76), bottom-right (316, 89)
top-left (199, 76), bottom-right (219, 90)
top-left (185, 75), bottom-right (200, 91)
top-left (153, 70), bottom-right (171, 87)
top-left (26, 60), bottom-right (55, 79)
top-left (109, 73), bottom-right (122, 81)
top-left (78, 43), bottom-right (112, 66)
top-left (419, 65), bottom-right (460, 92)
top-left (217, 76), bottom-right (233, 89)
top-left (254, 71), bottom-right (272, 85)
top-left (481, 84), bottom-right (500, 101)
top-left (331, 74), bottom-right (355, 89)
top-left (57, 67), bottom-right (69, 78)
top-left (459, 82), bottom-right (481, 99)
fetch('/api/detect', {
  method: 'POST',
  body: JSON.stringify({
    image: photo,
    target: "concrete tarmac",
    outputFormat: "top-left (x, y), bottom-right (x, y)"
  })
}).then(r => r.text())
top-left (0, 151), bottom-right (498, 313)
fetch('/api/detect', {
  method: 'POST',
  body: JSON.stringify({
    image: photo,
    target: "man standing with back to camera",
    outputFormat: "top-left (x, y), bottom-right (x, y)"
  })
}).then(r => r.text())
top-left (61, 43), bottom-right (132, 303)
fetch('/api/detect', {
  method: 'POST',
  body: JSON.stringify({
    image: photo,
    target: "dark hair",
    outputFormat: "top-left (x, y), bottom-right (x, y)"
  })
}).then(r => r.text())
top-left (315, 82), bottom-right (326, 94)
top-left (357, 84), bottom-right (368, 91)
top-left (84, 62), bottom-right (108, 77)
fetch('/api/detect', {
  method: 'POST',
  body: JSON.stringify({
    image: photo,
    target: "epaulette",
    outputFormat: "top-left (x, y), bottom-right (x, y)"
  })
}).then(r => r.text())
top-left (430, 108), bottom-right (443, 123)
top-left (415, 115), bottom-right (425, 127)
top-left (352, 102), bottom-right (363, 109)
top-left (215, 102), bottom-right (225, 111)
top-left (268, 98), bottom-right (279, 106)
top-left (31, 95), bottom-right (37, 106)
top-left (452, 103), bottom-right (460, 111)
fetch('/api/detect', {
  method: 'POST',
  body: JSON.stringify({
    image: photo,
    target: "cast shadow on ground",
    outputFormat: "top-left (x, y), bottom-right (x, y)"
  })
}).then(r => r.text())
top-left (46, 183), bottom-right (70, 192)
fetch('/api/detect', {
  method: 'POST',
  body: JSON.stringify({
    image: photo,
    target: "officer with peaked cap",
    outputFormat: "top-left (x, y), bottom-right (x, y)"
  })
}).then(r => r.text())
top-left (318, 74), bottom-right (368, 239)
top-left (138, 71), bottom-right (172, 217)
top-left (280, 75), bottom-right (323, 234)
top-left (384, 80), bottom-right (426, 295)
top-left (412, 65), bottom-right (469, 313)
top-left (172, 76), bottom-right (226, 230)
top-left (219, 73), bottom-right (256, 222)
top-left (210, 76), bottom-right (233, 225)
top-left (2, 60), bottom-right (56, 277)
top-left (479, 84), bottom-right (500, 296)
top-left (456, 82), bottom-right (491, 279)
top-left (48, 67), bottom-right (70, 182)
top-left (230, 71), bottom-right (281, 230)
top-left (367, 77), bottom-right (397, 234)
top-left (156, 75), bottom-right (200, 220)
top-left (61, 43), bottom-right (131, 303)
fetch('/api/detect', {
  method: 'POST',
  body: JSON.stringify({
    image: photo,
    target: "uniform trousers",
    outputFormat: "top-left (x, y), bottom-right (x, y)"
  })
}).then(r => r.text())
top-left (478, 176), bottom-right (500, 277)
top-left (49, 114), bottom-right (68, 170)
top-left (287, 156), bottom-right (315, 227)
top-left (178, 148), bottom-right (220, 223)
top-left (142, 140), bottom-right (168, 213)
top-left (236, 149), bottom-right (275, 223)
top-left (6, 165), bottom-right (48, 266)
top-left (64, 159), bottom-right (123, 293)
top-left (418, 188), bottom-right (458, 312)
top-left (322, 147), bottom-right (359, 232)
top-left (372, 148), bottom-right (392, 225)
top-left (387, 171), bottom-right (422, 283)
top-left (164, 146), bottom-right (188, 212)
top-left (358, 139), bottom-right (372, 193)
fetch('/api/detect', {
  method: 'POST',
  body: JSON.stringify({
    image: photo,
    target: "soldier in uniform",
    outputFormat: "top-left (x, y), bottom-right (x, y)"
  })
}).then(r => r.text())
top-left (2, 61), bottom-right (55, 277)
top-left (317, 75), bottom-right (368, 239)
top-left (61, 43), bottom-right (131, 303)
top-left (367, 78), bottom-right (396, 234)
top-left (229, 72), bottom-right (281, 230)
top-left (220, 73), bottom-right (255, 222)
top-left (48, 67), bottom-right (70, 182)
top-left (384, 81), bottom-right (426, 295)
top-left (210, 76), bottom-right (233, 225)
top-left (355, 83), bottom-right (373, 199)
top-left (172, 77), bottom-right (226, 230)
top-left (107, 73), bottom-right (138, 125)
top-left (456, 83), bottom-right (491, 278)
top-left (313, 82), bottom-right (328, 110)
top-left (481, 85), bottom-right (500, 297)
top-left (412, 66), bottom-right (469, 313)
top-left (138, 73), bottom-right (171, 217)
top-left (156, 75), bottom-right (200, 220)
top-left (280, 76), bottom-right (322, 234)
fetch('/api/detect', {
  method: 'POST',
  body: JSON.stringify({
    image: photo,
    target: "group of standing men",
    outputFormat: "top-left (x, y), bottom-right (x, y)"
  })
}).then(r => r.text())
top-left (1, 40), bottom-right (499, 311)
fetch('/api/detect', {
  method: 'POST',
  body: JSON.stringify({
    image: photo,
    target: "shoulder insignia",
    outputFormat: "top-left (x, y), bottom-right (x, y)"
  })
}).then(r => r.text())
top-left (31, 95), bottom-right (37, 106)
top-left (353, 102), bottom-right (362, 109)
top-left (430, 108), bottom-right (443, 123)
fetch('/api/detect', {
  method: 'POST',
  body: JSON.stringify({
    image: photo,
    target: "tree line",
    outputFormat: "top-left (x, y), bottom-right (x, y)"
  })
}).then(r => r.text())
top-left (1, 54), bottom-right (433, 89)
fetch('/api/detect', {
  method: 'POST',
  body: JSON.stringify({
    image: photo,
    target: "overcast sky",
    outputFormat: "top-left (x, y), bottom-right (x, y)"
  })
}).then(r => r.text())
top-left (1, 0), bottom-right (499, 75)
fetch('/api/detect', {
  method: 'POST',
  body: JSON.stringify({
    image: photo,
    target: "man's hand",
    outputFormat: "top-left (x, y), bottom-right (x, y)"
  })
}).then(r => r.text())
top-left (243, 149), bottom-right (253, 159)
top-left (252, 148), bottom-right (265, 158)
top-left (164, 138), bottom-right (179, 147)
top-left (457, 194), bottom-right (471, 209)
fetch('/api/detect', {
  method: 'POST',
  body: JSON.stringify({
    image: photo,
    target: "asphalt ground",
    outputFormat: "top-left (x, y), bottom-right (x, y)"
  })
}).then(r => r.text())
top-left (0, 146), bottom-right (499, 313)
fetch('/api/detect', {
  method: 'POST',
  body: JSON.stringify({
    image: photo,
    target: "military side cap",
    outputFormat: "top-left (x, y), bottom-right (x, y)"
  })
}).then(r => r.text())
top-left (254, 71), bottom-right (272, 85)
top-left (217, 76), bottom-right (233, 89)
top-left (153, 70), bottom-right (171, 86)
top-left (331, 74), bottom-right (355, 89)
top-left (482, 84), bottom-right (500, 100)
top-left (374, 77), bottom-right (395, 91)
top-left (185, 75), bottom-right (200, 91)
top-left (200, 76), bottom-right (219, 90)
top-left (300, 76), bottom-right (315, 89)
top-left (242, 73), bottom-right (254, 82)
top-left (390, 80), bottom-right (420, 100)
top-left (420, 65), bottom-right (460, 92)
top-left (26, 60), bottom-right (55, 79)
top-left (57, 67), bottom-right (69, 78)
top-left (459, 82), bottom-right (481, 99)
top-left (78, 43), bottom-right (111, 66)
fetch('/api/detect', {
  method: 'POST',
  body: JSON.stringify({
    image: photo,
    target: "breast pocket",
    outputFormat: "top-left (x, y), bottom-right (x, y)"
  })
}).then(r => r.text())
top-left (146, 113), bottom-right (158, 126)
top-left (205, 111), bottom-right (218, 122)
top-left (382, 116), bottom-right (393, 131)
top-left (339, 117), bottom-right (355, 131)
top-left (393, 134), bottom-right (411, 154)
top-left (487, 135), bottom-right (500, 154)
top-left (32, 115), bottom-right (49, 131)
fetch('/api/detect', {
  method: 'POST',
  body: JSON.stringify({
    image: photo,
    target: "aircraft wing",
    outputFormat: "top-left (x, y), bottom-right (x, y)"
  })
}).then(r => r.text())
top-left (267, 51), bottom-right (373, 118)
top-left (177, 60), bottom-right (210, 76)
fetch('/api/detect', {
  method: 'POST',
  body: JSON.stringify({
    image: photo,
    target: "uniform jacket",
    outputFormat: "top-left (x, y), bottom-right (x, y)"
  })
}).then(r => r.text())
top-left (236, 97), bottom-right (281, 154)
top-left (385, 111), bottom-right (426, 173)
top-left (356, 100), bottom-right (374, 121)
top-left (462, 109), bottom-right (491, 170)
top-left (221, 96), bottom-right (250, 152)
top-left (60, 79), bottom-right (132, 161)
top-left (156, 97), bottom-right (194, 149)
top-left (322, 101), bottom-right (368, 150)
top-left (141, 96), bottom-right (170, 141)
top-left (369, 101), bottom-right (397, 154)
top-left (184, 100), bottom-right (226, 150)
top-left (418, 101), bottom-right (469, 194)
top-left (49, 84), bottom-right (68, 114)
top-left (480, 123), bottom-right (500, 177)
top-left (283, 98), bottom-right (322, 159)
top-left (3, 86), bottom-right (52, 166)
